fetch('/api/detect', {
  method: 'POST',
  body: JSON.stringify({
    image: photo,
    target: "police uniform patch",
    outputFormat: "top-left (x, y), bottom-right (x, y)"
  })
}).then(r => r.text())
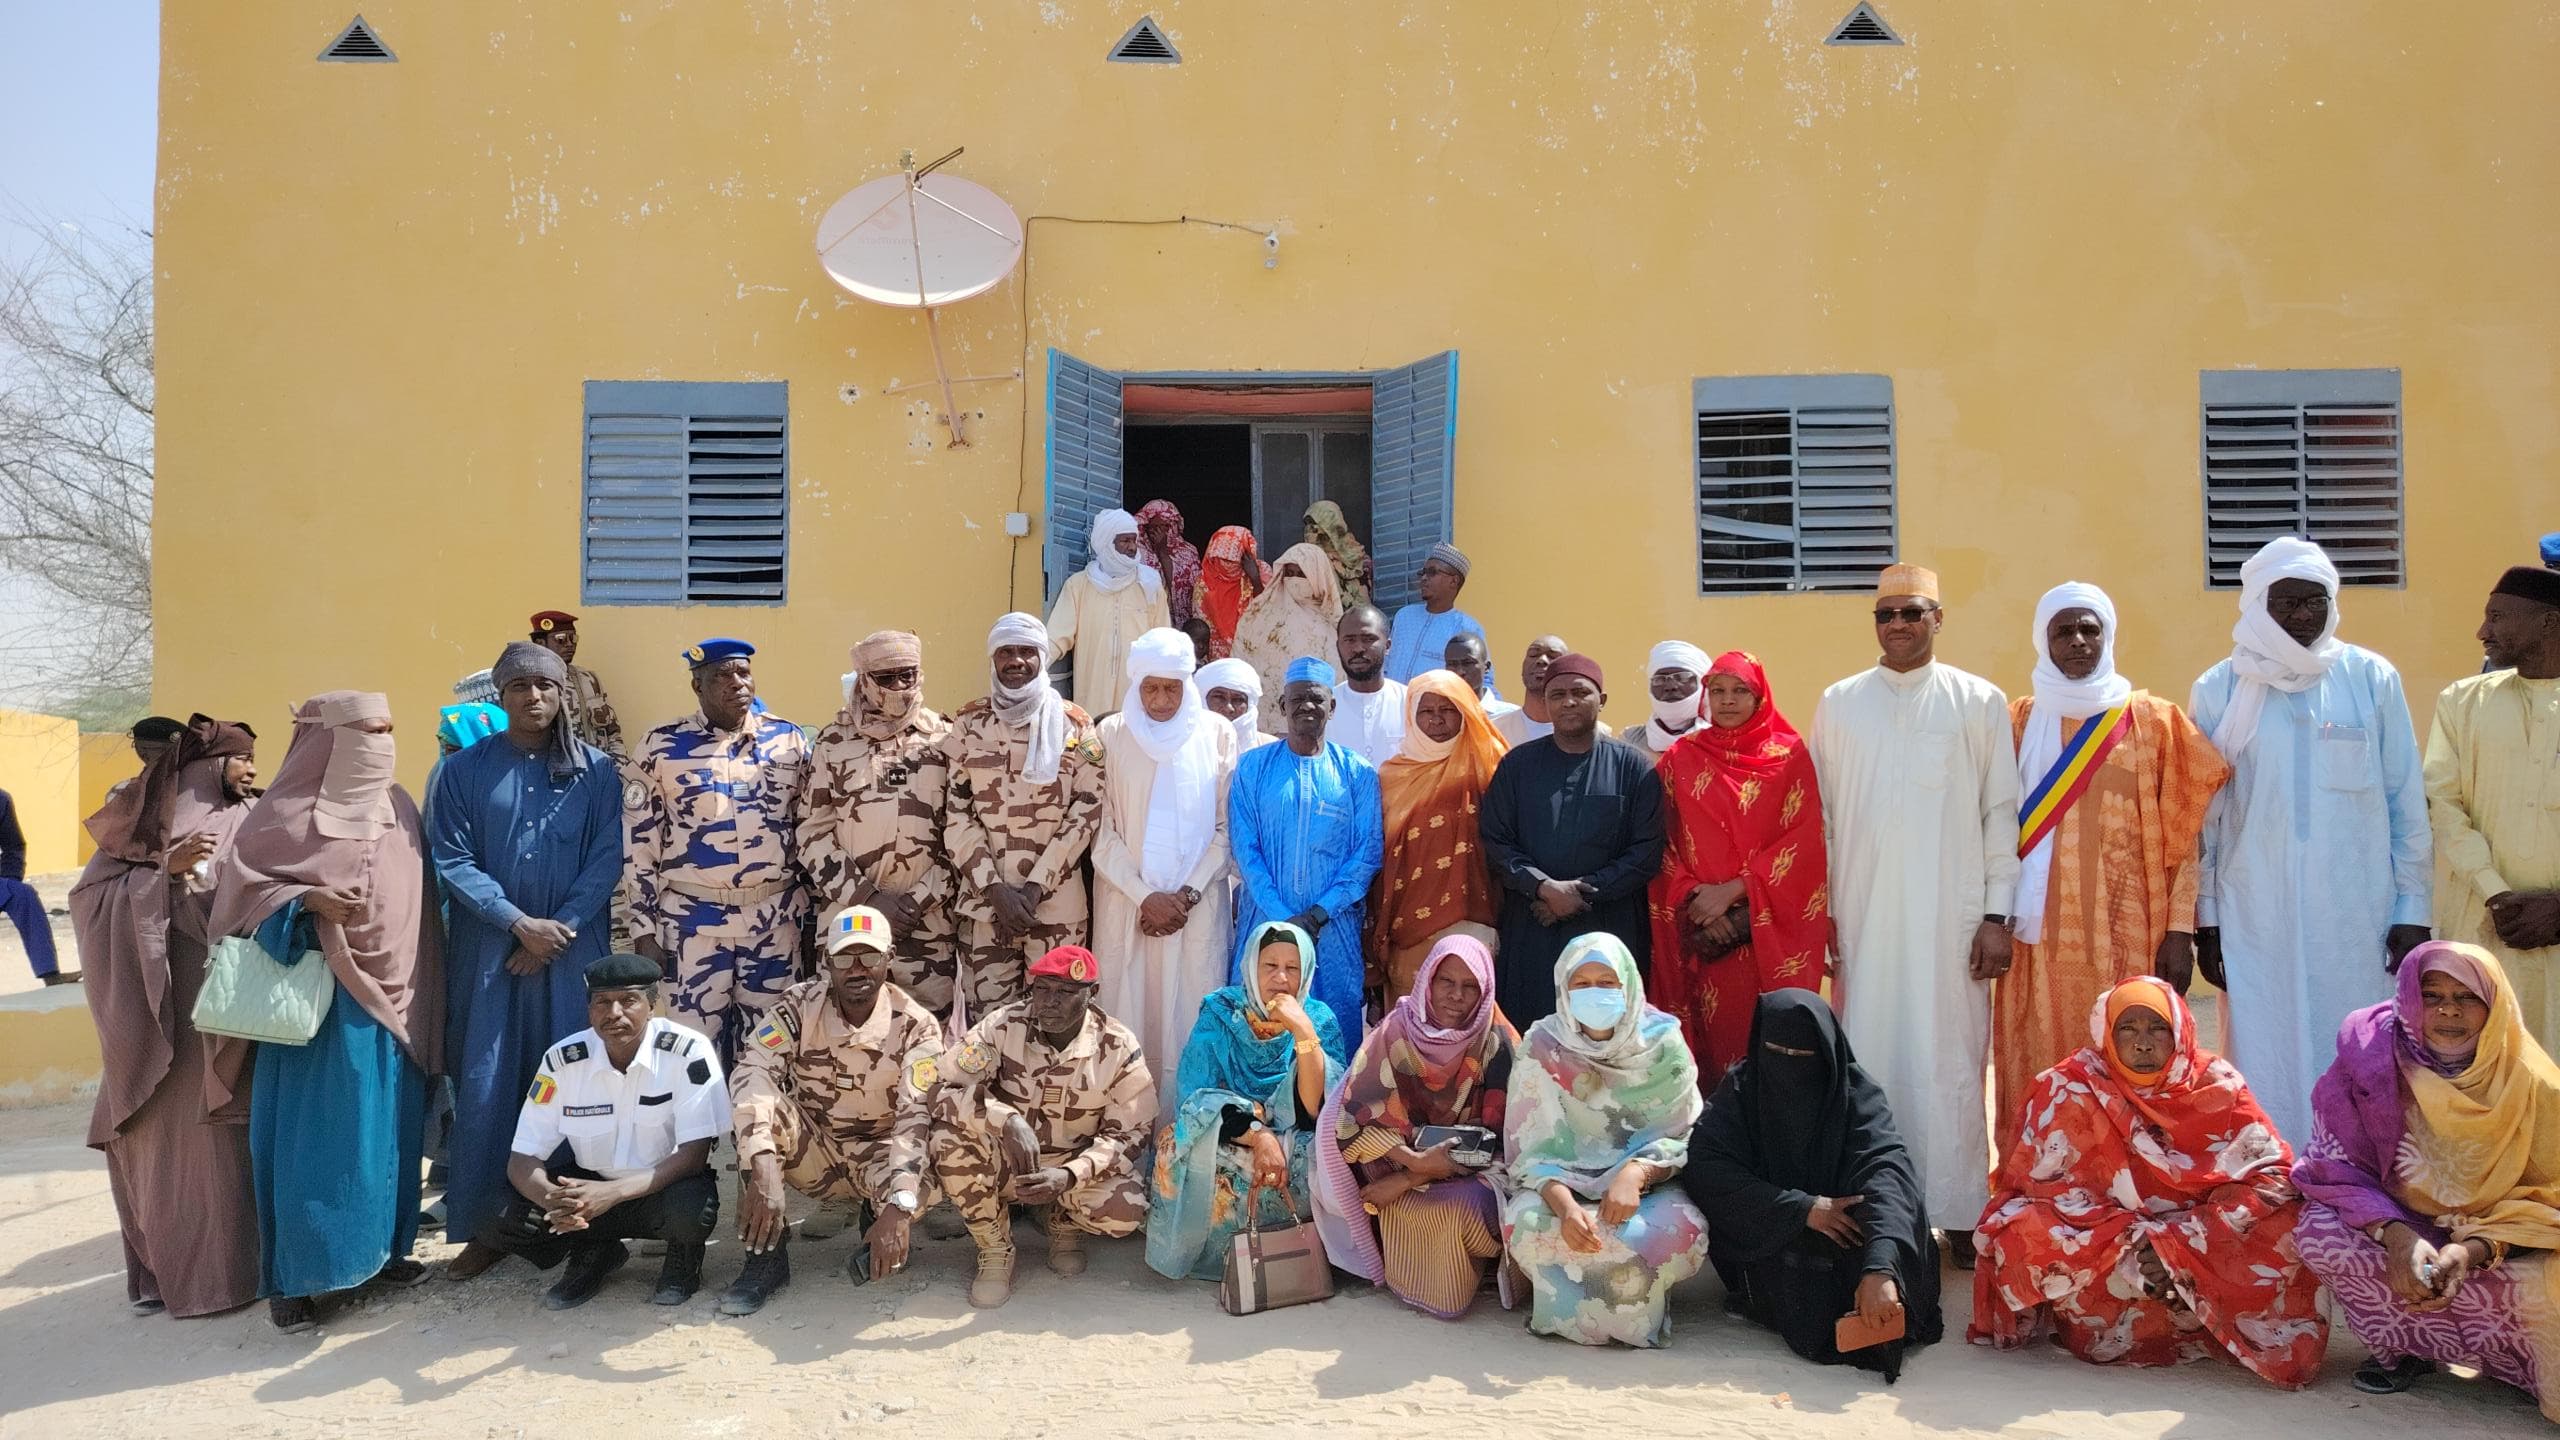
top-left (564, 1103), bottom-right (613, 1118)
top-left (907, 1055), bottom-right (940, 1095)
top-left (952, 1040), bottom-right (993, 1079)
top-left (527, 1073), bottom-right (558, 1105)
top-left (687, 1058), bottom-right (712, 1085)
top-left (558, 1041), bottom-right (590, 1064)
top-left (622, 777), bottom-right (647, 810)
top-left (654, 1029), bottom-right (679, 1052)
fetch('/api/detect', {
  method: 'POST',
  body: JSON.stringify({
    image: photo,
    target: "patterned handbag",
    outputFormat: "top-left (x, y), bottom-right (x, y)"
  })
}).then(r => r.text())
top-left (192, 932), bottom-right (336, 1045)
top-left (1218, 1184), bottom-right (1334, 1316)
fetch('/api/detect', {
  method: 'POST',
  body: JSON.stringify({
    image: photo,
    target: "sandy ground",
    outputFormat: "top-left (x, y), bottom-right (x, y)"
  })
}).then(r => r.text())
top-left (4, 879), bottom-right (2544, 1436)
top-left (0, 1099), bottom-right (2544, 1440)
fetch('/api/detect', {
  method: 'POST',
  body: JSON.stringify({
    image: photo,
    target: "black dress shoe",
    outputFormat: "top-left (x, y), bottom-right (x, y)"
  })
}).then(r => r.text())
top-left (270, 1296), bottom-right (319, 1332)
top-left (717, 1244), bottom-right (792, 1317)
top-left (652, 1242), bottom-right (707, 1306)
top-left (544, 1240), bottom-right (629, 1310)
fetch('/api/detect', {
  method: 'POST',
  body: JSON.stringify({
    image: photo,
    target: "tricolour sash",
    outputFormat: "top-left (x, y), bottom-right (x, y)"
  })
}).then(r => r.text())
top-left (2017, 704), bottom-right (2131, 857)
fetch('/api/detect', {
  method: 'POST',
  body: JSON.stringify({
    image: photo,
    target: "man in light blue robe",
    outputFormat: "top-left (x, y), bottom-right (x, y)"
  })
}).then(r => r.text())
top-left (2190, 538), bottom-right (2431, 1144)
top-left (429, 642), bottom-right (624, 1274)
top-left (1384, 543), bottom-right (1497, 697)
top-left (1228, 657), bottom-right (1384, 1050)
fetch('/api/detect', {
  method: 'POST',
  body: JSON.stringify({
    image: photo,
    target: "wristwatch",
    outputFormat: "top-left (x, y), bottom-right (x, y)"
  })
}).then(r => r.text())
top-left (886, 1189), bottom-right (920, 1215)
top-left (1179, 885), bottom-right (1202, 906)
top-left (1983, 913), bottom-right (2011, 927)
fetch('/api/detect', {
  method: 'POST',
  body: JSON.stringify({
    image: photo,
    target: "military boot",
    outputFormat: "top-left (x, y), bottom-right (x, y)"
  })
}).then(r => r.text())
top-left (651, 1242), bottom-right (707, 1306)
top-left (717, 1242), bottom-right (792, 1316)
top-left (1044, 1206), bottom-right (1088, 1277)
top-left (968, 1240), bottom-right (1017, 1308)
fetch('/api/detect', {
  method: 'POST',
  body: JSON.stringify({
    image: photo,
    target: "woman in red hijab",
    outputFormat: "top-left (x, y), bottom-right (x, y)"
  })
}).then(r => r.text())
top-left (1195, 525), bottom-right (1270, 659)
top-left (1646, 651), bottom-right (1831, 1089)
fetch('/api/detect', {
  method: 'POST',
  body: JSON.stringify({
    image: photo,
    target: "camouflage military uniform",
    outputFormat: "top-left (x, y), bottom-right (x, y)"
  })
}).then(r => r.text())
top-left (627, 710), bottom-right (812, 1065)
top-left (929, 1002), bottom-right (1156, 1243)
top-left (940, 699), bottom-right (1106, 1012)
top-left (566, 664), bottom-right (628, 761)
top-left (732, 978), bottom-right (945, 1207)
top-left (798, 710), bottom-right (960, 1013)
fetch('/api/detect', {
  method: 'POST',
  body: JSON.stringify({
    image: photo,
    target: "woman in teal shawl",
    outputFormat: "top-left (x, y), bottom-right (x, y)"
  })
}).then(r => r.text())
top-left (1502, 932), bottom-right (1708, 1347)
top-left (1146, 921), bottom-right (1347, 1280)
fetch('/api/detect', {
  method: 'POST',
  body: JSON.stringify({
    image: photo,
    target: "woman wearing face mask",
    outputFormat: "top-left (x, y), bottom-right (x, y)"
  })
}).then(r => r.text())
top-left (1230, 542), bottom-right (1344, 731)
top-left (1971, 977), bottom-right (2325, 1386)
top-left (2295, 942), bottom-right (2560, 1415)
top-left (1501, 933), bottom-right (1709, 1347)
top-left (1683, 990), bottom-right (1940, 1380)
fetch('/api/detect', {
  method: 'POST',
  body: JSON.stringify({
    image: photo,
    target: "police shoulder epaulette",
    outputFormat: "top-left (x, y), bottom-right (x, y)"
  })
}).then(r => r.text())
top-left (557, 1039), bottom-right (592, 1065)
top-left (653, 1028), bottom-right (679, 1052)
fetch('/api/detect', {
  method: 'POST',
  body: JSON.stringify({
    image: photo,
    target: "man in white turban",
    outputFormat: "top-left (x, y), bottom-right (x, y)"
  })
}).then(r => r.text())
top-left (1622, 640), bottom-right (1712, 765)
top-left (1195, 657), bottom-right (1271, 754)
top-left (943, 614), bottom-right (1107, 1011)
top-left (2188, 538), bottom-right (2431, 1141)
top-left (1989, 581), bottom-right (2228, 1157)
top-left (1046, 508), bottom-right (1171, 720)
top-left (1091, 628), bottom-right (1240, 1113)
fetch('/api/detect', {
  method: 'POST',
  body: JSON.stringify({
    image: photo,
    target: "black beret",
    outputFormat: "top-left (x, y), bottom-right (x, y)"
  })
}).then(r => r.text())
top-left (2493, 564), bottom-right (2560, 610)
top-left (585, 952), bottom-right (662, 991)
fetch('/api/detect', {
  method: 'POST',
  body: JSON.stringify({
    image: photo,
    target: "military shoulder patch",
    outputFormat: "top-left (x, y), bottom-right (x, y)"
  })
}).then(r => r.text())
top-left (621, 777), bottom-right (647, 810)
top-left (750, 1017), bottom-right (791, 1052)
top-left (558, 1040), bottom-right (591, 1065)
top-left (527, 1073), bottom-right (558, 1105)
top-left (951, 1039), bottom-right (994, 1079)
top-left (687, 1058), bottom-right (712, 1086)
top-left (906, 1054), bottom-right (940, 1095)
top-left (654, 1029), bottom-right (678, 1052)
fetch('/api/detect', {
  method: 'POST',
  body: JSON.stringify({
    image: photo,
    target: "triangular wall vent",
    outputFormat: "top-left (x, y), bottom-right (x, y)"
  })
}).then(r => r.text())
top-left (319, 15), bottom-right (396, 62)
top-left (1825, 3), bottom-right (1902, 46)
top-left (1107, 17), bottom-right (1180, 65)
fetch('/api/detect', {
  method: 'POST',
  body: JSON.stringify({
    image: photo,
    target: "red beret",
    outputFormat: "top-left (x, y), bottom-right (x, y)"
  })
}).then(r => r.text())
top-left (1543, 652), bottom-right (1605, 693)
top-left (531, 610), bottom-right (578, 633)
top-left (1029, 945), bottom-right (1099, 984)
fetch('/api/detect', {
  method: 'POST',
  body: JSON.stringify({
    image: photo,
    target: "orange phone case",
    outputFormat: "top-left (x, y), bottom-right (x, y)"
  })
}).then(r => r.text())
top-left (1834, 1307), bottom-right (1906, 1353)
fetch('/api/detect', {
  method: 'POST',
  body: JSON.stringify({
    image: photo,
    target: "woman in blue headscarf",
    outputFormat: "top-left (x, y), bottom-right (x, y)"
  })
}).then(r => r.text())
top-left (1145, 920), bottom-right (1347, 1280)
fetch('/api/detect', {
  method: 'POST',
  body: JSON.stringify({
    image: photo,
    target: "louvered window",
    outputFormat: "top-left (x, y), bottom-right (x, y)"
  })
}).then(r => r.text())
top-left (2200, 369), bottom-right (2403, 588)
top-left (582, 380), bottom-right (790, 605)
top-left (1108, 17), bottom-right (1180, 64)
top-left (318, 16), bottom-right (395, 62)
top-left (1694, 374), bottom-right (1898, 595)
top-left (1825, 3), bottom-right (1902, 45)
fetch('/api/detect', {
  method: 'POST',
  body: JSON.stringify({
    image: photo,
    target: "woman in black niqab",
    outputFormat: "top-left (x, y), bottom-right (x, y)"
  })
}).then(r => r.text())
top-left (1680, 989), bottom-right (1942, 1380)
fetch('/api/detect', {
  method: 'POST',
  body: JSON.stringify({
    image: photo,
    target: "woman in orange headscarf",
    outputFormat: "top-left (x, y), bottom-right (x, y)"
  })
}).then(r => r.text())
top-left (1972, 977), bottom-right (2327, 1387)
top-left (1367, 670), bottom-right (1509, 1005)
top-left (1196, 525), bottom-right (1271, 660)
top-left (1646, 651), bottom-right (1830, 1089)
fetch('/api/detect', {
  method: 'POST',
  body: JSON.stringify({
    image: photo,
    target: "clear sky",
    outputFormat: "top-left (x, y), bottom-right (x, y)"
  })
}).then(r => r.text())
top-left (0, 2), bottom-right (159, 256)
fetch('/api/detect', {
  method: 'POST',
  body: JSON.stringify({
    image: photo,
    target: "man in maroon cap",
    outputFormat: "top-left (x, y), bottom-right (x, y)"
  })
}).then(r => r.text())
top-left (2426, 564), bottom-right (2560, 1043)
top-left (929, 943), bottom-right (1155, 1307)
top-left (1479, 652), bottom-right (1666, 1025)
top-left (531, 610), bottom-right (627, 762)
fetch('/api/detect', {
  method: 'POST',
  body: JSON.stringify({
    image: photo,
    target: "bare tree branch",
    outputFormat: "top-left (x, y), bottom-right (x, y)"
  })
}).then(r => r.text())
top-left (0, 210), bottom-right (153, 722)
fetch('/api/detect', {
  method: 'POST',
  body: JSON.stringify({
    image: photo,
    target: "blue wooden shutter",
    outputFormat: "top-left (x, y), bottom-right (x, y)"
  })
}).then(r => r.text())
top-left (582, 380), bottom-right (789, 606)
top-left (2200, 368), bottom-right (2403, 588)
top-left (1043, 349), bottom-right (1124, 606)
top-left (1693, 373), bottom-right (1895, 594)
top-left (1368, 350), bottom-right (1458, 610)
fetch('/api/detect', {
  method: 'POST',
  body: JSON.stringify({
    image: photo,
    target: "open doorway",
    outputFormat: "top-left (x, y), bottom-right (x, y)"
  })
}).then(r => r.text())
top-left (1044, 351), bottom-right (1457, 613)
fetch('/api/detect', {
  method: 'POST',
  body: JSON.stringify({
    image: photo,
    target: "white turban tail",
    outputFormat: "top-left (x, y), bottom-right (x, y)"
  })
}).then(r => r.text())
top-left (987, 612), bottom-right (1068, 784)
top-left (2015, 581), bottom-right (2136, 944)
top-left (1121, 626), bottom-right (1220, 892)
top-left (1085, 508), bottom-right (1164, 599)
top-left (2210, 538), bottom-right (2343, 761)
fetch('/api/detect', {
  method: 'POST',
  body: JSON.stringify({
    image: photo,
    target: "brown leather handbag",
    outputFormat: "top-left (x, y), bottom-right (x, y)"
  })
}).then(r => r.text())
top-left (1218, 1185), bottom-right (1334, 1315)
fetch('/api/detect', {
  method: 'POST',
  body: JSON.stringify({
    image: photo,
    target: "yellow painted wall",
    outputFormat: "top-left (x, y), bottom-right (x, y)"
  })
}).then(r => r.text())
top-left (156, 3), bottom-right (2559, 785)
top-left (75, 736), bottom-right (141, 865)
top-left (0, 710), bottom-right (82, 875)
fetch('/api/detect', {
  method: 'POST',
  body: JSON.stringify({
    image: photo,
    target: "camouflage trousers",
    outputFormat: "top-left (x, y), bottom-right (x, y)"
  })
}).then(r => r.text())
top-left (927, 1097), bottom-right (1146, 1248)
top-left (664, 888), bottom-right (810, 1067)
top-left (952, 917), bottom-right (1082, 1018)
top-left (887, 931), bottom-right (960, 1018)
top-left (746, 1098), bottom-right (940, 1211)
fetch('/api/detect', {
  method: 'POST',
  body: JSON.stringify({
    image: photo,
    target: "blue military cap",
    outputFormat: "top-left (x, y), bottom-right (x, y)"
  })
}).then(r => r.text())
top-left (681, 637), bottom-right (756, 668)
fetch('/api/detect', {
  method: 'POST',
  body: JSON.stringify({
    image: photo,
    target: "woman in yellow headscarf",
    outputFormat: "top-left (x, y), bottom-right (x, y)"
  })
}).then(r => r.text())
top-left (2294, 941), bottom-right (2560, 1415)
top-left (1302, 500), bottom-right (1373, 610)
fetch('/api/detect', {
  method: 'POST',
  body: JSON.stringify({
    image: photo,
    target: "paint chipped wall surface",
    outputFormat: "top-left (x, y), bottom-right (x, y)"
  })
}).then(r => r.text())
top-left (157, 3), bottom-right (2560, 782)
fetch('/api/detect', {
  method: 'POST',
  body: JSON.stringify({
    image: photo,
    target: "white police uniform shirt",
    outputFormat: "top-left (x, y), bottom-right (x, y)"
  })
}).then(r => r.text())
top-left (511, 1017), bottom-right (731, 1178)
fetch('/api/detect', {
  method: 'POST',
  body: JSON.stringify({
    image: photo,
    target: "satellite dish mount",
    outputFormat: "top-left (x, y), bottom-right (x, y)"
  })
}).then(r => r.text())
top-left (815, 148), bottom-right (1025, 448)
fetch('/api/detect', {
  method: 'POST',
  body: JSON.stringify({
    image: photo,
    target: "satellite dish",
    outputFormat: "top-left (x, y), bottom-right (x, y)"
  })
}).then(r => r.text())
top-left (816, 170), bottom-right (1023, 307)
top-left (813, 149), bottom-right (1025, 448)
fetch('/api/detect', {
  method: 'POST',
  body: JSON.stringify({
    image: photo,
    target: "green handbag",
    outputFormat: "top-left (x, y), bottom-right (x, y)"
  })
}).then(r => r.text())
top-left (192, 933), bottom-right (337, 1045)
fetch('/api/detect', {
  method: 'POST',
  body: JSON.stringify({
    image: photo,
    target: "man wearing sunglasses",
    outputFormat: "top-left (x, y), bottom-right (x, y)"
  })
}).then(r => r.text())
top-left (1809, 563), bottom-right (2021, 1270)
